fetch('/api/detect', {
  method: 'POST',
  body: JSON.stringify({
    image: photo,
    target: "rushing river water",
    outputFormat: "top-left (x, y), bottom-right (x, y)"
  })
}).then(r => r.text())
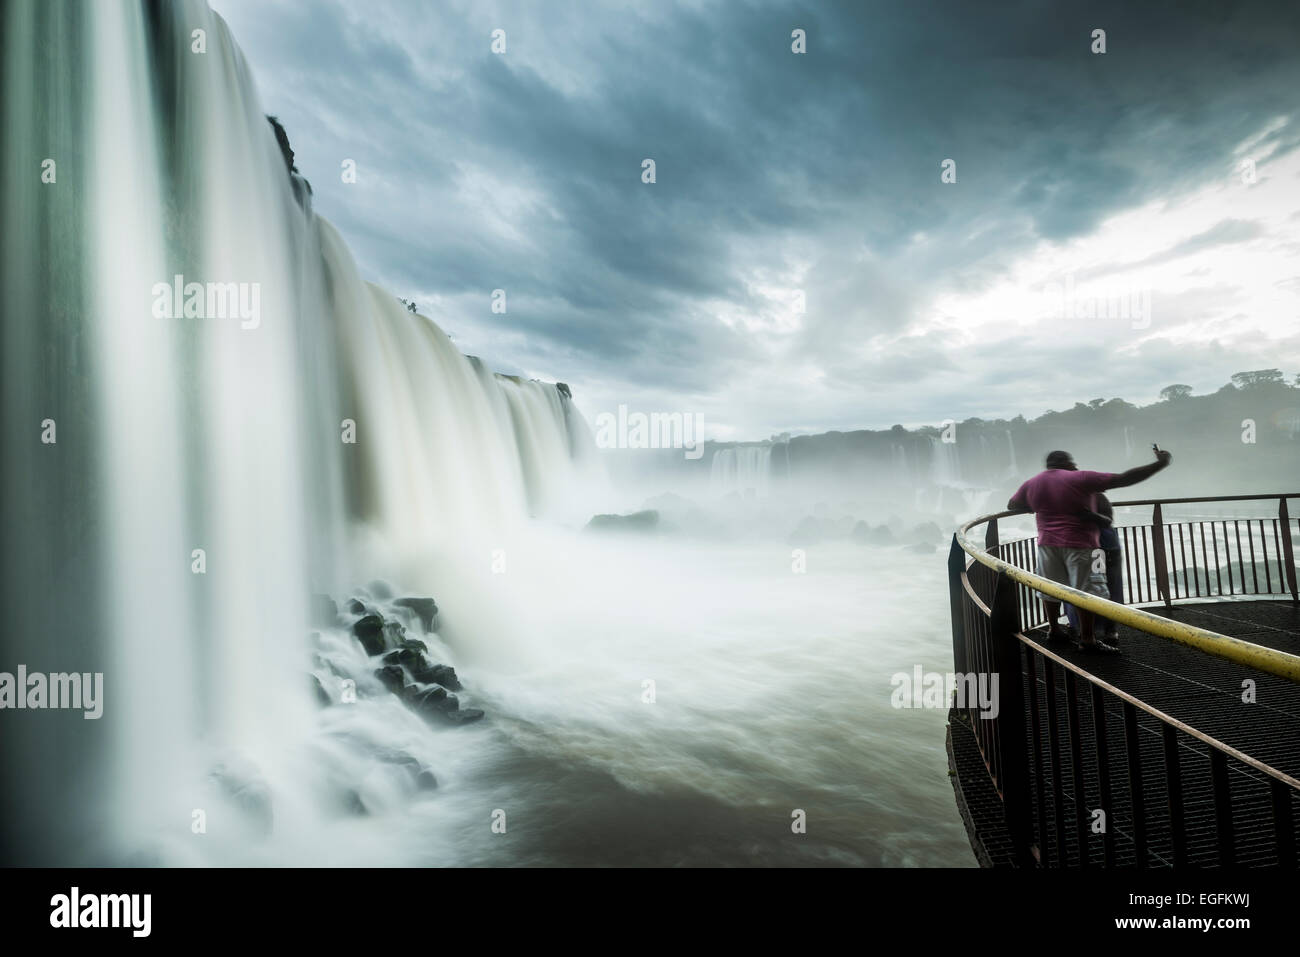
top-left (427, 534), bottom-right (973, 867)
top-left (150, 528), bottom-right (973, 868)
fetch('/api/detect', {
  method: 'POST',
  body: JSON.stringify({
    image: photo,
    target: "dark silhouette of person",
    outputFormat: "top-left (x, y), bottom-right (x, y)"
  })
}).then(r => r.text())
top-left (1008, 448), bottom-right (1171, 653)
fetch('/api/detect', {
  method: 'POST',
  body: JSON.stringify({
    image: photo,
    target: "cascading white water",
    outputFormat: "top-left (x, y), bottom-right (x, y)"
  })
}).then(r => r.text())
top-left (890, 442), bottom-right (910, 483)
top-left (927, 434), bottom-right (961, 485)
top-left (1, 0), bottom-right (602, 863)
top-left (709, 445), bottom-right (773, 498)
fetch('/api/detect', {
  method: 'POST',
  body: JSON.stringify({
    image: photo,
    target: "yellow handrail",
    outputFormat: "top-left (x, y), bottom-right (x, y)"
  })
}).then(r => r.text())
top-left (956, 510), bottom-right (1300, 684)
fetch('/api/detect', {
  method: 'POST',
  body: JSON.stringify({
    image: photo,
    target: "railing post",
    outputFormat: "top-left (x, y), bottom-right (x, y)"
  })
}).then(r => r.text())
top-left (1281, 497), bottom-right (1298, 603)
top-left (985, 516), bottom-right (1000, 557)
top-left (948, 535), bottom-right (968, 675)
top-left (989, 571), bottom-right (1035, 866)
top-left (1151, 503), bottom-right (1173, 610)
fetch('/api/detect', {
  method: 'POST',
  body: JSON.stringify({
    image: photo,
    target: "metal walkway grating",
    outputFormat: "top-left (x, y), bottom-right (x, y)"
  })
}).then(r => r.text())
top-left (1020, 601), bottom-right (1299, 867)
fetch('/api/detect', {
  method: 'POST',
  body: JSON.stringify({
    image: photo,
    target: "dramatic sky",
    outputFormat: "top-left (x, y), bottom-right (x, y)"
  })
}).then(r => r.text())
top-left (213, 0), bottom-right (1300, 442)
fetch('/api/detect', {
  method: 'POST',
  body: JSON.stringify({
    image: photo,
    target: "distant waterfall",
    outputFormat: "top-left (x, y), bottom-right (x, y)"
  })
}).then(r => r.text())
top-left (890, 443), bottom-right (910, 482)
top-left (710, 445), bottom-right (772, 498)
top-left (1, 0), bottom-right (600, 863)
top-left (928, 435), bottom-right (961, 485)
top-left (1005, 429), bottom-right (1019, 476)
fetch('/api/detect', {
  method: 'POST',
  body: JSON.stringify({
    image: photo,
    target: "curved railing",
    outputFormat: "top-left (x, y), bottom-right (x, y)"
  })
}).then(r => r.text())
top-left (947, 493), bottom-right (1300, 867)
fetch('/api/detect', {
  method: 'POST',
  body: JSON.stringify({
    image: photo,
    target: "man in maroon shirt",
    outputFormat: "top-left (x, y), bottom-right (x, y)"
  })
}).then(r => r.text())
top-left (1008, 448), bottom-right (1172, 653)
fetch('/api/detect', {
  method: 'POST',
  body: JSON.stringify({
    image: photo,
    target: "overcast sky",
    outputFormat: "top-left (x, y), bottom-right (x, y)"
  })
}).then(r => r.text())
top-left (213, 0), bottom-right (1300, 442)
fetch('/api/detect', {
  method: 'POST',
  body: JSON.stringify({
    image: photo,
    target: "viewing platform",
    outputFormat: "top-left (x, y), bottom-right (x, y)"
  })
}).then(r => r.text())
top-left (947, 494), bottom-right (1300, 868)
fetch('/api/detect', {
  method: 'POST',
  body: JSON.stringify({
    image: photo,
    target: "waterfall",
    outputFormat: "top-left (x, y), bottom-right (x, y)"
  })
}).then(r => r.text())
top-left (1005, 429), bottom-right (1019, 476)
top-left (710, 445), bottom-right (773, 498)
top-left (1, 0), bottom-right (600, 863)
top-left (928, 435), bottom-right (961, 485)
top-left (890, 442), bottom-right (909, 482)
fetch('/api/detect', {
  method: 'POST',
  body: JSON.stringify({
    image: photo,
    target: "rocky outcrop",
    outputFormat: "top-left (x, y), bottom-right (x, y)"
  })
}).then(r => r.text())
top-left (352, 615), bottom-right (387, 656)
top-left (329, 597), bottom-right (484, 728)
top-left (393, 597), bottom-right (438, 632)
top-left (586, 509), bottom-right (659, 532)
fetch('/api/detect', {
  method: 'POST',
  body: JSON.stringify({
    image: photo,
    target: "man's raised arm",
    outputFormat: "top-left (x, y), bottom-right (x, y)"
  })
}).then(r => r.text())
top-left (1104, 449), bottom-right (1173, 490)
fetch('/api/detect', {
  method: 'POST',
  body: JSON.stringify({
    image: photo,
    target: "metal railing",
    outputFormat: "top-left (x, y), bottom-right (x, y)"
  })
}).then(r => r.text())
top-left (949, 493), bottom-right (1300, 867)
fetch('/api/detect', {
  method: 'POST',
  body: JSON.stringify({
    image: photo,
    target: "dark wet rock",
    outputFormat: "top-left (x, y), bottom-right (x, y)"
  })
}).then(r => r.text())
top-left (398, 637), bottom-right (429, 654)
top-left (382, 646), bottom-right (425, 672)
top-left (556, 382), bottom-right (572, 400)
top-left (408, 685), bottom-right (450, 714)
top-left (383, 619), bottom-right (407, 646)
top-left (383, 646), bottom-right (453, 688)
top-left (311, 594), bottom-right (339, 627)
top-left (267, 115), bottom-right (299, 174)
top-left (342, 789), bottom-right (367, 816)
top-left (374, 664), bottom-right (406, 695)
top-left (586, 509), bottom-right (659, 532)
top-left (368, 580), bottom-right (394, 599)
top-left (425, 663), bottom-right (462, 691)
top-left (394, 597), bottom-right (438, 632)
top-left (415, 768), bottom-right (438, 791)
top-left (352, 614), bottom-right (387, 655)
top-left (376, 749), bottom-right (437, 789)
top-left (348, 598), bottom-right (366, 615)
top-left (442, 708), bottom-right (485, 725)
top-left (311, 673), bottom-right (331, 706)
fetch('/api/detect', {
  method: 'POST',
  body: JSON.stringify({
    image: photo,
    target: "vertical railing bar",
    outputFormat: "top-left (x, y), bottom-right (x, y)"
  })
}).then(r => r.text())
top-left (1123, 702), bottom-right (1147, 867)
top-left (1175, 522), bottom-right (1185, 598)
top-left (1027, 649), bottom-right (1047, 864)
top-left (1246, 520), bottom-right (1260, 596)
top-left (1234, 521), bottom-right (1247, 596)
top-left (1199, 521), bottom-right (1210, 597)
top-left (1139, 526), bottom-right (1149, 604)
top-left (1261, 518), bottom-right (1273, 594)
top-left (1210, 521), bottom-right (1224, 597)
top-left (1122, 526), bottom-right (1135, 606)
top-left (990, 573), bottom-right (1033, 865)
top-left (1209, 750), bottom-right (1236, 867)
top-left (1091, 684), bottom-right (1115, 867)
top-left (1044, 658), bottom-right (1064, 867)
top-left (1065, 670), bottom-right (1086, 867)
top-left (1280, 497), bottom-right (1298, 602)
top-left (1177, 522), bottom-right (1190, 599)
top-left (1271, 779), bottom-right (1296, 870)
top-left (1269, 518), bottom-right (1281, 594)
top-left (1225, 521), bottom-right (1236, 596)
top-left (1163, 725), bottom-right (1187, 868)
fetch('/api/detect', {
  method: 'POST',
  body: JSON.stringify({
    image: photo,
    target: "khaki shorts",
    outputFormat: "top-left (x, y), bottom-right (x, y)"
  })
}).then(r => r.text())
top-left (1037, 545), bottom-right (1109, 598)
